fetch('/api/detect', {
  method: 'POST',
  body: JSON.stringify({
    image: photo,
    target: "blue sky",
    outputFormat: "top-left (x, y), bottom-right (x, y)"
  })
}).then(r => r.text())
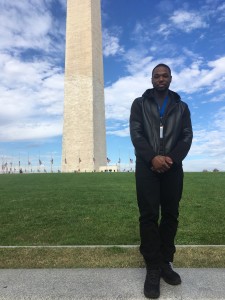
top-left (1, 0), bottom-right (225, 172)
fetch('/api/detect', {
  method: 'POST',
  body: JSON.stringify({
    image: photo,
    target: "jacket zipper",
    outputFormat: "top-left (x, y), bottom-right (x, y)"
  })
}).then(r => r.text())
top-left (160, 102), bottom-right (178, 154)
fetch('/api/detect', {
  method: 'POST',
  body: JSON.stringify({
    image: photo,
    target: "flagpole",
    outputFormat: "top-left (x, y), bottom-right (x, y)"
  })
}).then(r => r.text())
top-left (106, 157), bottom-right (111, 172)
top-left (38, 152), bottom-right (42, 173)
top-left (18, 153), bottom-right (21, 173)
top-left (78, 150), bottom-right (81, 172)
top-left (1, 156), bottom-right (3, 174)
top-left (129, 148), bottom-right (134, 171)
top-left (50, 153), bottom-right (53, 173)
top-left (64, 149), bottom-right (67, 173)
top-left (118, 148), bottom-right (120, 172)
top-left (28, 152), bottom-right (29, 174)
top-left (93, 156), bottom-right (95, 172)
top-left (12, 154), bottom-right (15, 174)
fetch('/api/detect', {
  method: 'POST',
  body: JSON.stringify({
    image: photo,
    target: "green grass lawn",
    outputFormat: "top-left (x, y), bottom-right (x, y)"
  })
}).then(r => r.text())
top-left (0, 173), bottom-right (138, 245)
top-left (179, 172), bottom-right (225, 244)
top-left (0, 172), bottom-right (225, 246)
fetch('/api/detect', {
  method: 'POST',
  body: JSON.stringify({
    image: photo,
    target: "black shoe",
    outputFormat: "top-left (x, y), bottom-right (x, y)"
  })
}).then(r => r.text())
top-left (161, 262), bottom-right (181, 285)
top-left (144, 269), bottom-right (160, 299)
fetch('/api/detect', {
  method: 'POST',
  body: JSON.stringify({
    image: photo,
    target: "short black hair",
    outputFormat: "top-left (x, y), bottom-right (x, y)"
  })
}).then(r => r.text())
top-left (152, 64), bottom-right (171, 76)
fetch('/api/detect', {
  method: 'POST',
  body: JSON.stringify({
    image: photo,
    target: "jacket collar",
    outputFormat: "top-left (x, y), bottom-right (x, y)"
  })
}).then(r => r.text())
top-left (142, 88), bottom-right (181, 103)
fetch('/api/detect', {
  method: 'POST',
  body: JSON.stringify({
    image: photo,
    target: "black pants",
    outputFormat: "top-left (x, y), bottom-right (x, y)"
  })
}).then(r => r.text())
top-left (135, 161), bottom-right (183, 267)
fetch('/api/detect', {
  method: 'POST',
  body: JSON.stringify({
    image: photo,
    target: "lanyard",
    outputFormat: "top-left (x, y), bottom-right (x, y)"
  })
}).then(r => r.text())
top-left (158, 96), bottom-right (169, 118)
top-left (158, 96), bottom-right (168, 139)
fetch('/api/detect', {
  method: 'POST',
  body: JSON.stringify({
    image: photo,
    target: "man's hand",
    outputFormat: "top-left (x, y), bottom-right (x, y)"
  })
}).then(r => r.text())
top-left (151, 156), bottom-right (173, 173)
top-left (165, 156), bottom-right (173, 166)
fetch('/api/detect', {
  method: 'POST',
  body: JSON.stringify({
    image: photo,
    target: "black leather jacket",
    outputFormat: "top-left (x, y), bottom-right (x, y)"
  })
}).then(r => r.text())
top-left (130, 88), bottom-right (193, 166)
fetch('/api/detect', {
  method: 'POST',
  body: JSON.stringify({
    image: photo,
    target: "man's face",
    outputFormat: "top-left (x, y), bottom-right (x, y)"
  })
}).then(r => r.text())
top-left (151, 66), bottom-right (172, 92)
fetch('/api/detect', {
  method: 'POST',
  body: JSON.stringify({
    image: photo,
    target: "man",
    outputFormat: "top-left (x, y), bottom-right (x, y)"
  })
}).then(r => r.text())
top-left (130, 64), bottom-right (193, 299)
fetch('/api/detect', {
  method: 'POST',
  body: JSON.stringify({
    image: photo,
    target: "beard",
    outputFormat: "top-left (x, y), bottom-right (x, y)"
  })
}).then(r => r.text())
top-left (154, 84), bottom-right (170, 93)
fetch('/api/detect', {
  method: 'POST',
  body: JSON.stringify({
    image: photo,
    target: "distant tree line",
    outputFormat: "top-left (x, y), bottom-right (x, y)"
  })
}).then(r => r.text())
top-left (202, 169), bottom-right (219, 172)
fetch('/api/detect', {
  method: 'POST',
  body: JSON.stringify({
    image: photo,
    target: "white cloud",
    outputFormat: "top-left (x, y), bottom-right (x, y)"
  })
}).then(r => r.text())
top-left (0, 121), bottom-right (62, 142)
top-left (203, 93), bottom-right (225, 103)
top-left (0, 1), bottom-right (53, 52)
top-left (183, 157), bottom-right (225, 172)
top-left (0, 3), bottom-right (64, 142)
top-left (132, 22), bottom-right (152, 43)
top-left (217, 2), bottom-right (225, 21)
top-left (123, 50), bottom-right (153, 74)
top-left (157, 24), bottom-right (171, 37)
top-left (170, 56), bottom-right (225, 94)
top-left (214, 106), bottom-right (225, 130)
top-left (184, 105), bottom-right (225, 171)
top-left (107, 127), bottom-right (130, 137)
top-left (191, 129), bottom-right (225, 157)
top-left (0, 69), bottom-right (64, 140)
top-left (156, 0), bottom-right (174, 13)
top-left (105, 72), bottom-right (149, 121)
top-left (102, 29), bottom-right (124, 57)
top-left (170, 10), bottom-right (208, 32)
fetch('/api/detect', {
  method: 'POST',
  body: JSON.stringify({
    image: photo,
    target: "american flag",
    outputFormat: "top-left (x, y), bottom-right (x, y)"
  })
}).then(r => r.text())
top-left (130, 158), bottom-right (133, 163)
top-left (107, 157), bottom-right (111, 163)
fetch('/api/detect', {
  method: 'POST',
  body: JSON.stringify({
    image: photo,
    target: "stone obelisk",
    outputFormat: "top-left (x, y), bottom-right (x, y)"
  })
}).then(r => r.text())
top-left (62, 0), bottom-right (106, 172)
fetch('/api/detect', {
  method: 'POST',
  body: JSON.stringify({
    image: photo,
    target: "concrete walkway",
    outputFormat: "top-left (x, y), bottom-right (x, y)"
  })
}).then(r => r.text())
top-left (0, 268), bottom-right (225, 299)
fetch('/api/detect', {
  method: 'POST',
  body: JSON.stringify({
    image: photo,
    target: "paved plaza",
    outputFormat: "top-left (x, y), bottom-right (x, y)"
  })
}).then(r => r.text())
top-left (0, 268), bottom-right (225, 299)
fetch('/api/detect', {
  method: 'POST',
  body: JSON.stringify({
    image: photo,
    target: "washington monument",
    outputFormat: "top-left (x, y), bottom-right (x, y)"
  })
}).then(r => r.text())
top-left (62, 0), bottom-right (106, 172)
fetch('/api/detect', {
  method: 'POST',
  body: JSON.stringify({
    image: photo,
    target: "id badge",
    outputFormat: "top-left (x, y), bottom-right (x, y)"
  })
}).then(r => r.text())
top-left (160, 125), bottom-right (163, 138)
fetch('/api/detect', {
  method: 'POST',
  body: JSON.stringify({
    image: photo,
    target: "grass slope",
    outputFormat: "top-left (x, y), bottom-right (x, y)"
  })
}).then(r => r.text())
top-left (0, 172), bottom-right (225, 246)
